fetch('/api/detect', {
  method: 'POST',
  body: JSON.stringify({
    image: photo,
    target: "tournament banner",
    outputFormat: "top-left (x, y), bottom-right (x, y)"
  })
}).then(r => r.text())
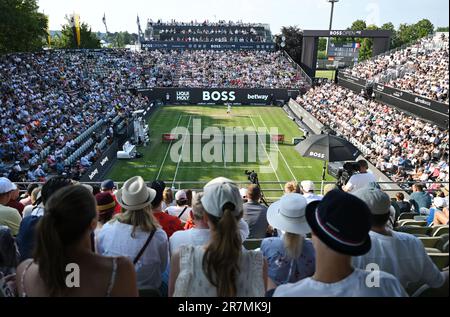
top-left (338, 73), bottom-right (448, 128)
top-left (81, 141), bottom-right (118, 182)
top-left (141, 41), bottom-right (276, 51)
top-left (136, 88), bottom-right (298, 105)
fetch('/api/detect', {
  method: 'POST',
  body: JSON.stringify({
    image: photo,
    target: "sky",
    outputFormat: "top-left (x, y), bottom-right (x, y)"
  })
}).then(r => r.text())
top-left (38, 0), bottom-right (449, 34)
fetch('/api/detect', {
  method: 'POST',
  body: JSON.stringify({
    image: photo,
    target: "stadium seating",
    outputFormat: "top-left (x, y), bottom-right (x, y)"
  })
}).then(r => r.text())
top-left (243, 238), bottom-right (263, 250)
top-left (428, 253), bottom-right (449, 270)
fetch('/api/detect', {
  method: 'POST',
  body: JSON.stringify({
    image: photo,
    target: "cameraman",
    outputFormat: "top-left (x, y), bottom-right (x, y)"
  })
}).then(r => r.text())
top-left (343, 160), bottom-right (377, 193)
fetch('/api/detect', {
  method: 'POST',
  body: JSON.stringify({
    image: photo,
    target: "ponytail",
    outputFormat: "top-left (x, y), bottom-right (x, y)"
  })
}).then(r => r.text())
top-left (202, 203), bottom-right (242, 297)
top-left (34, 214), bottom-right (67, 296)
top-left (283, 232), bottom-right (305, 260)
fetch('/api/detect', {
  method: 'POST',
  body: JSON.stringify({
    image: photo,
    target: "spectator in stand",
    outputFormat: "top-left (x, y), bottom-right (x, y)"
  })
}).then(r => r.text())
top-left (16, 185), bottom-right (138, 296)
top-left (261, 193), bottom-right (315, 288)
top-left (94, 192), bottom-right (117, 234)
top-left (352, 187), bottom-right (447, 290)
top-left (343, 160), bottom-right (377, 193)
top-left (299, 180), bottom-right (323, 204)
top-left (101, 179), bottom-right (122, 215)
top-left (169, 192), bottom-right (210, 255)
top-left (165, 190), bottom-right (192, 223)
top-left (0, 178), bottom-right (22, 236)
top-left (395, 192), bottom-right (412, 214)
top-left (323, 183), bottom-right (338, 195)
top-left (22, 187), bottom-right (41, 218)
top-left (274, 190), bottom-right (407, 297)
top-left (19, 184), bottom-right (39, 207)
top-left (16, 176), bottom-right (73, 261)
top-left (161, 187), bottom-right (174, 210)
top-left (427, 196), bottom-right (448, 226)
top-left (97, 176), bottom-right (168, 291)
top-left (7, 187), bottom-right (24, 216)
top-left (409, 183), bottom-right (432, 212)
top-left (150, 181), bottom-right (184, 238)
top-left (284, 181), bottom-right (300, 194)
top-left (169, 177), bottom-right (268, 297)
top-left (242, 184), bottom-right (268, 239)
top-left (0, 226), bottom-right (18, 278)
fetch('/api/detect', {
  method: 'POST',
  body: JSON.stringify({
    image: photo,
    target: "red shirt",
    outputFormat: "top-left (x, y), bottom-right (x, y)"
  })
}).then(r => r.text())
top-left (153, 211), bottom-right (184, 238)
top-left (7, 200), bottom-right (24, 216)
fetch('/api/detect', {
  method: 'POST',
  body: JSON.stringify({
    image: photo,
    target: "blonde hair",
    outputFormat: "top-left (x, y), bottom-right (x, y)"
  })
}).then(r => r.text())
top-left (116, 205), bottom-right (159, 237)
top-left (31, 187), bottom-right (41, 204)
top-left (191, 192), bottom-right (206, 221)
top-left (283, 232), bottom-right (305, 259)
top-left (284, 181), bottom-right (299, 194)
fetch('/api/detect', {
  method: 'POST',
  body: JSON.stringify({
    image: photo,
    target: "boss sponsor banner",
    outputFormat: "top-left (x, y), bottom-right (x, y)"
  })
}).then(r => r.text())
top-left (338, 74), bottom-right (449, 128)
top-left (141, 41), bottom-right (276, 51)
top-left (139, 88), bottom-right (296, 105)
top-left (80, 141), bottom-right (118, 182)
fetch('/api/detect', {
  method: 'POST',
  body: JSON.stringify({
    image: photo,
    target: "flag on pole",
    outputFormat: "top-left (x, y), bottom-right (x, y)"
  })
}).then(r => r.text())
top-left (74, 13), bottom-right (81, 48)
top-left (102, 13), bottom-right (109, 34)
top-left (46, 15), bottom-right (51, 47)
top-left (137, 14), bottom-right (142, 43)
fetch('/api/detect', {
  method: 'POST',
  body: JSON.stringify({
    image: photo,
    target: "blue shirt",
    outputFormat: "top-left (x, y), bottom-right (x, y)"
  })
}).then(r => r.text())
top-left (410, 192), bottom-right (432, 211)
top-left (261, 237), bottom-right (315, 286)
top-left (16, 215), bottom-right (41, 262)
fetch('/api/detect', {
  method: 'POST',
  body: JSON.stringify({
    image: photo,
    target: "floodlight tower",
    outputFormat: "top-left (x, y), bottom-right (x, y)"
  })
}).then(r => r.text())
top-left (326, 0), bottom-right (339, 55)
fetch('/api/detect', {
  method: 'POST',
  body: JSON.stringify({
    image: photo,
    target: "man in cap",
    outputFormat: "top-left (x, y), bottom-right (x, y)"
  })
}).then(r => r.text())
top-left (274, 190), bottom-right (407, 297)
top-left (101, 179), bottom-right (121, 214)
top-left (165, 190), bottom-right (192, 223)
top-left (300, 180), bottom-right (323, 204)
top-left (0, 177), bottom-right (22, 236)
top-left (352, 187), bottom-right (447, 291)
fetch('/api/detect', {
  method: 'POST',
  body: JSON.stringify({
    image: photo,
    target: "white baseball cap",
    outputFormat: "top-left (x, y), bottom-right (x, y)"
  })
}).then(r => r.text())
top-left (201, 178), bottom-right (243, 218)
top-left (175, 190), bottom-right (187, 201)
top-left (300, 180), bottom-right (315, 192)
top-left (0, 177), bottom-right (17, 194)
top-left (352, 187), bottom-right (391, 215)
top-left (434, 197), bottom-right (446, 208)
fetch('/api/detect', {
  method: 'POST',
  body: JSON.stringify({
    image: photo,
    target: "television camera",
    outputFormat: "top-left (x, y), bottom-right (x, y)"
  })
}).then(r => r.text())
top-left (244, 170), bottom-right (268, 206)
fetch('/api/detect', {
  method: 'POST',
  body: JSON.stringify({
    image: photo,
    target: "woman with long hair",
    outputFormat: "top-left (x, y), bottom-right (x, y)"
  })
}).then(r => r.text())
top-left (16, 185), bottom-right (138, 296)
top-left (261, 193), bottom-right (315, 289)
top-left (169, 177), bottom-right (267, 297)
top-left (97, 176), bottom-right (168, 291)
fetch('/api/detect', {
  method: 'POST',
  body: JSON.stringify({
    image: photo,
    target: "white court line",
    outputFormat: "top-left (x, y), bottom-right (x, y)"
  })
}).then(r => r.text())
top-left (248, 116), bottom-right (283, 190)
top-left (155, 115), bottom-right (183, 180)
top-left (178, 165), bottom-right (268, 169)
top-left (258, 115), bottom-right (297, 182)
top-left (172, 116), bottom-right (192, 187)
top-left (293, 166), bottom-right (313, 169)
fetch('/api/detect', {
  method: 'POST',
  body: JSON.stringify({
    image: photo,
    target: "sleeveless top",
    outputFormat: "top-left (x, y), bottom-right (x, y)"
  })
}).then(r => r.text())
top-left (20, 257), bottom-right (118, 297)
top-left (173, 245), bottom-right (265, 297)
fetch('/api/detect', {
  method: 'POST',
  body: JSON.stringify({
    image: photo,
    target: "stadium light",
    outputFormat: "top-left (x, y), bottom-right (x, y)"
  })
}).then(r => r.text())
top-left (326, 0), bottom-right (339, 56)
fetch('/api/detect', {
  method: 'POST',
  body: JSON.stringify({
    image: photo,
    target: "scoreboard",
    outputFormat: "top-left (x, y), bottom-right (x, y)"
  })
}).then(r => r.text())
top-left (327, 42), bottom-right (360, 67)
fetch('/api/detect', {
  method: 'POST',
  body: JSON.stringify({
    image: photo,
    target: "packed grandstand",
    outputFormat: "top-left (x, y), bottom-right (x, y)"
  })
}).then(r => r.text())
top-left (0, 10), bottom-right (449, 299)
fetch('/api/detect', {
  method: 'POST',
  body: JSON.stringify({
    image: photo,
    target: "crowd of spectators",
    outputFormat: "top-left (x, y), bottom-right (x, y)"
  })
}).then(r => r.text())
top-left (1, 175), bottom-right (448, 297)
top-left (296, 83), bottom-right (449, 186)
top-left (342, 34), bottom-right (449, 103)
top-left (0, 50), bottom-right (152, 182)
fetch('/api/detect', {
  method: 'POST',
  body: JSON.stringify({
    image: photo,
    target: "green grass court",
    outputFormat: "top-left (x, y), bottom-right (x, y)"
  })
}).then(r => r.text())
top-left (108, 105), bottom-right (333, 200)
top-left (315, 70), bottom-right (336, 80)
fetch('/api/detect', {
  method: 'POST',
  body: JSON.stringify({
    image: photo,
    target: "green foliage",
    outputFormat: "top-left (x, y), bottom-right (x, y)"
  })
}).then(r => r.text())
top-left (318, 38), bottom-right (327, 51)
top-left (317, 50), bottom-right (327, 60)
top-left (274, 26), bottom-right (303, 64)
top-left (52, 16), bottom-right (100, 49)
top-left (415, 19), bottom-right (434, 38)
top-left (0, 0), bottom-right (48, 54)
top-left (436, 26), bottom-right (449, 32)
top-left (106, 32), bottom-right (137, 48)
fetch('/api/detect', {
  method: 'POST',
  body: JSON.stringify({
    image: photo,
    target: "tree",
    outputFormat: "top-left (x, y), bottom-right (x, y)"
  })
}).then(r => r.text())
top-left (436, 26), bottom-right (449, 32)
top-left (0, 0), bottom-right (48, 54)
top-left (53, 16), bottom-right (100, 49)
top-left (414, 19), bottom-right (434, 38)
top-left (318, 38), bottom-right (327, 51)
top-left (274, 26), bottom-right (303, 64)
top-left (358, 24), bottom-right (379, 61)
top-left (350, 20), bottom-right (367, 31)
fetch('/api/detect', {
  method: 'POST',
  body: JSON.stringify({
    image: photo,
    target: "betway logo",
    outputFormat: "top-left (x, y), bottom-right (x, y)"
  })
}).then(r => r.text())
top-left (309, 151), bottom-right (325, 159)
top-left (247, 94), bottom-right (269, 101)
top-left (415, 97), bottom-right (431, 107)
top-left (88, 168), bottom-right (99, 180)
top-left (100, 156), bottom-right (109, 166)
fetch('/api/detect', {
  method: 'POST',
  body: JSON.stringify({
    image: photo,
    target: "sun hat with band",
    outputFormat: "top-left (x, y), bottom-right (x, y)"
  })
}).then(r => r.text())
top-left (116, 176), bottom-right (156, 211)
top-left (201, 177), bottom-right (243, 218)
top-left (305, 189), bottom-right (372, 256)
top-left (267, 193), bottom-right (311, 235)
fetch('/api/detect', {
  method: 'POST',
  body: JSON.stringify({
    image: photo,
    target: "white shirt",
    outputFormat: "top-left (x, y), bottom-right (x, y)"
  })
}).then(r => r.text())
top-left (274, 268), bottom-right (407, 297)
top-left (344, 172), bottom-right (377, 192)
top-left (96, 221), bottom-right (169, 289)
top-left (352, 230), bottom-right (445, 289)
top-left (302, 192), bottom-right (323, 204)
top-left (165, 205), bottom-right (192, 222)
